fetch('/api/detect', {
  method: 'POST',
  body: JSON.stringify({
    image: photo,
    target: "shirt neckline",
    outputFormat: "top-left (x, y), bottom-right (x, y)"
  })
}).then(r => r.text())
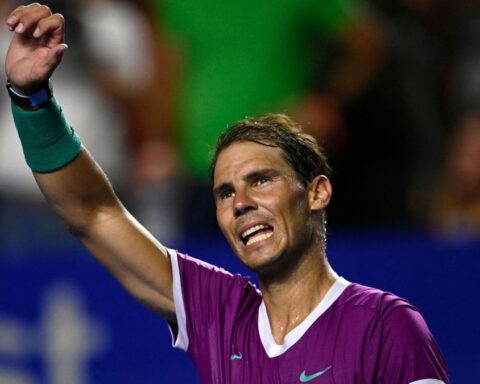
top-left (257, 276), bottom-right (351, 358)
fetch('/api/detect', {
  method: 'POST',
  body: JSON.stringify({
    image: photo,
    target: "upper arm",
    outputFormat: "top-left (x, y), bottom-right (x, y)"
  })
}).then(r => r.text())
top-left (34, 149), bottom-right (176, 322)
top-left (79, 206), bottom-right (176, 321)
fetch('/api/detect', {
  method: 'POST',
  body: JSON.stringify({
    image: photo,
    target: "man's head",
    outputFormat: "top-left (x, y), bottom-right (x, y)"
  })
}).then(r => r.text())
top-left (210, 114), bottom-right (332, 276)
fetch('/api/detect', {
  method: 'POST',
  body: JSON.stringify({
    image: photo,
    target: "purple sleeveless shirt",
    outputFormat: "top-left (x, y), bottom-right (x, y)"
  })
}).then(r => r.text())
top-left (167, 250), bottom-right (449, 384)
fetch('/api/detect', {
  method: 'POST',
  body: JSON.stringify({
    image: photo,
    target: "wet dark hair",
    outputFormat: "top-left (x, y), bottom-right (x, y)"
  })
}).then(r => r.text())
top-left (209, 114), bottom-right (331, 185)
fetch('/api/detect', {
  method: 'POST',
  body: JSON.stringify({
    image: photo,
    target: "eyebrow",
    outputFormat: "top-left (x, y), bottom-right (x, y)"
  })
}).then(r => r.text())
top-left (213, 183), bottom-right (233, 198)
top-left (243, 168), bottom-right (279, 183)
top-left (213, 168), bottom-right (280, 197)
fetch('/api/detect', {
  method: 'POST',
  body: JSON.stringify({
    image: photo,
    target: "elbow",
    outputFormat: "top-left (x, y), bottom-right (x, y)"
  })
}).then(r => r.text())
top-left (58, 197), bottom-right (123, 239)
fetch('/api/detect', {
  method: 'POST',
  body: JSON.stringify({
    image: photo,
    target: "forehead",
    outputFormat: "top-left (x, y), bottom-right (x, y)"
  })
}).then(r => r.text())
top-left (213, 141), bottom-right (293, 183)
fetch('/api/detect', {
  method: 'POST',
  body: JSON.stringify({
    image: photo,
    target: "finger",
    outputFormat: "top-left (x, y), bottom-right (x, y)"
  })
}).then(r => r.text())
top-left (32, 13), bottom-right (65, 42)
top-left (7, 3), bottom-right (52, 35)
top-left (47, 43), bottom-right (69, 61)
top-left (6, 5), bottom-right (26, 30)
top-left (45, 43), bottom-right (68, 65)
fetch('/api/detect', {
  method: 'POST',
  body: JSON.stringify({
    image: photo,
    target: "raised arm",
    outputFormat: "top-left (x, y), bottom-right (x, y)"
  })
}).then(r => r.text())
top-left (5, 3), bottom-right (176, 322)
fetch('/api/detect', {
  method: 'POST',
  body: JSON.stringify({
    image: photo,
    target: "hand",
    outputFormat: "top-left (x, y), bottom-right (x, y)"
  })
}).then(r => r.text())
top-left (5, 3), bottom-right (68, 94)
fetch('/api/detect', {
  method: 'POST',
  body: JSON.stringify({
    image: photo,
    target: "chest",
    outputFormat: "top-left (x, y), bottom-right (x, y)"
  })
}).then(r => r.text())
top-left (197, 309), bottom-right (380, 384)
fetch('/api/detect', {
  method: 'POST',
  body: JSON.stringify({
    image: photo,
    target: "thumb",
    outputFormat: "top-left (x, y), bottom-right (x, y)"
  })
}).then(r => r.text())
top-left (43, 43), bottom-right (68, 71)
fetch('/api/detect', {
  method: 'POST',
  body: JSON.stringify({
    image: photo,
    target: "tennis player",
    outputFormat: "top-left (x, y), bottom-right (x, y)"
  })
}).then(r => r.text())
top-left (5, 4), bottom-right (449, 383)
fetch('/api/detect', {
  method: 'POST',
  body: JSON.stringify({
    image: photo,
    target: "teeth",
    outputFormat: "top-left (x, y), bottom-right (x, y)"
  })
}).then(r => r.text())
top-left (246, 231), bottom-right (273, 246)
top-left (241, 225), bottom-right (268, 239)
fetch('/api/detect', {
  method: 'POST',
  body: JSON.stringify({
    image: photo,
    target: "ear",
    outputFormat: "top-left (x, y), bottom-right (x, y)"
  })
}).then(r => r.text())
top-left (307, 175), bottom-right (332, 211)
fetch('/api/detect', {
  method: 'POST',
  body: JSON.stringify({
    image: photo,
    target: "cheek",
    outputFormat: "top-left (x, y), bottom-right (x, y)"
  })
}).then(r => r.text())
top-left (281, 197), bottom-right (310, 232)
top-left (216, 208), bottom-right (231, 237)
top-left (215, 210), bottom-right (225, 231)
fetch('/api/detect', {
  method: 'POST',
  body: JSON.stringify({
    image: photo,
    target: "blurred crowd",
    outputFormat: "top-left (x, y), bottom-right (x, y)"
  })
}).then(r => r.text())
top-left (1, 0), bottom-right (479, 253)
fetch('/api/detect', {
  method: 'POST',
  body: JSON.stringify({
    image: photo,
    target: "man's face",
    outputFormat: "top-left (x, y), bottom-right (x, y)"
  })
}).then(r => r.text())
top-left (213, 141), bottom-right (318, 275)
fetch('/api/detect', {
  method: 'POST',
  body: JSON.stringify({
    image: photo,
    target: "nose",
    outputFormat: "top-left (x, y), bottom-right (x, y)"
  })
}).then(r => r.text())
top-left (233, 188), bottom-right (257, 218)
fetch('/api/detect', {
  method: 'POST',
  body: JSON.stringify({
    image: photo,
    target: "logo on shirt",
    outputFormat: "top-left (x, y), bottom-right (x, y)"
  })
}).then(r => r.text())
top-left (299, 366), bottom-right (332, 382)
top-left (229, 352), bottom-right (243, 361)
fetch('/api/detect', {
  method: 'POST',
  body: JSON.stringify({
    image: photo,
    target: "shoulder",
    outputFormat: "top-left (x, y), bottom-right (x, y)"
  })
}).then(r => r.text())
top-left (337, 283), bottom-right (432, 339)
top-left (339, 282), bottom-right (413, 313)
top-left (337, 283), bottom-right (449, 382)
top-left (173, 250), bottom-right (250, 282)
top-left (169, 249), bottom-right (260, 302)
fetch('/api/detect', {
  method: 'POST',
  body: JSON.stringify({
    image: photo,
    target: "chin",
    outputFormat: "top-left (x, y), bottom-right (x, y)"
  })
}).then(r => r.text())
top-left (239, 250), bottom-right (283, 275)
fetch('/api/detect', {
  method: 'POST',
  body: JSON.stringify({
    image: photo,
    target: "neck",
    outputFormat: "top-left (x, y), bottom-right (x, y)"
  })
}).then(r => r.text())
top-left (259, 249), bottom-right (336, 344)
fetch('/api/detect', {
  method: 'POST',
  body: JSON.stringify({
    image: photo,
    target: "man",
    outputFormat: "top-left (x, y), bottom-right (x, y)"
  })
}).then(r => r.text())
top-left (5, 4), bottom-right (448, 383)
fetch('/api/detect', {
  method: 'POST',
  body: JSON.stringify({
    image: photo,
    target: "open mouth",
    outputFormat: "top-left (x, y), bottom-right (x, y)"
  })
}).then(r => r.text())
top-left (240, 224), bottom-right (273, 246)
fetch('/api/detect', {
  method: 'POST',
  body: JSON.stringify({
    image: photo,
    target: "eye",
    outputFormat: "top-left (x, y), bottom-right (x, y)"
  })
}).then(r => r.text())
top-left (253, 177), bottom-right (270, 187)
top-left (220, 189), bottom-right (235, 200)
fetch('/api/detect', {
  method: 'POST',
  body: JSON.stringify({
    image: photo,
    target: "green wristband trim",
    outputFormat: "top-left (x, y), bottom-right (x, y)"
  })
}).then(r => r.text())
top-left (11, 97), bottom-right (82, 173)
